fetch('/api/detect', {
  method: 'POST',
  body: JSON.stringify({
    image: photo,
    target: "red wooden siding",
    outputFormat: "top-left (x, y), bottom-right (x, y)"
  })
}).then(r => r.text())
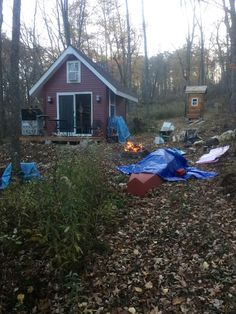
top-left (43, 55), bottom-right (111, 134)
top-left (116, 96), bottom-right (126, 119)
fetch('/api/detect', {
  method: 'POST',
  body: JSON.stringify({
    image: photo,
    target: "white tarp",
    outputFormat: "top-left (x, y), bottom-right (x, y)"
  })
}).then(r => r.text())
top-left (196, 146), bottom-right (229, 164)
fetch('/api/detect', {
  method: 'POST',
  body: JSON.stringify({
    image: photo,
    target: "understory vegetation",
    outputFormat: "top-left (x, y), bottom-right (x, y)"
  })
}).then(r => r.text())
top-left (0, 147), bottom-right (124, 311)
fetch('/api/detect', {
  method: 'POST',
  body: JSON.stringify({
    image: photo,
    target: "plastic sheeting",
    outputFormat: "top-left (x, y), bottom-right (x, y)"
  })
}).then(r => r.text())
top-left (107, 116), bottom-right (131, 144)
top-left (0, 162), bottom-right (41, 190)
top-left (196, 145), bottom-right (230, 164)
top-left (117, 148), bottom-right (217, 181)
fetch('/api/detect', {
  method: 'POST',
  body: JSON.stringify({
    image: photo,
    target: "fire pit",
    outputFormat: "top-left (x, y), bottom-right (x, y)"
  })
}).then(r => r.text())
top-left (121, 141), bottom-right (149, 159)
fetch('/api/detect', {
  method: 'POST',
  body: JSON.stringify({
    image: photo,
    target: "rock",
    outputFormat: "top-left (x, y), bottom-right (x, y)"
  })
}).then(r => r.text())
top-left (218, 130), bottom-right (236, 142)
top-left (205, 137), bottom-right (219, 147)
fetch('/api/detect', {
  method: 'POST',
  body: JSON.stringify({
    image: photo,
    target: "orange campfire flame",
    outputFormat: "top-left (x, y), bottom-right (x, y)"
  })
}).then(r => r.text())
top-left (124, 141), bottom-right (144, 153)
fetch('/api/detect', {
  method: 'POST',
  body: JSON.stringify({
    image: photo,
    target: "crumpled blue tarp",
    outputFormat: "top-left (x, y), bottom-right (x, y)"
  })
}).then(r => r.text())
top-left (117, 148), bottom-right (217, 181)
top-left (0, 162), bottom-right (41, 190)
top-left (108, 116), bottom-right (131, 144)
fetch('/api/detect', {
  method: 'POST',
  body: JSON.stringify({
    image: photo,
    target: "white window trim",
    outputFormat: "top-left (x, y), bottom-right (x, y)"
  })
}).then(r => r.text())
top-left (56, 92), bottom-right (93, 136)
top-left (66, 60), bottom-right (81, 83)
top-left (109, 91), bottom-right (116, 117)
top-left (191, 97), bottom-right (199, 106)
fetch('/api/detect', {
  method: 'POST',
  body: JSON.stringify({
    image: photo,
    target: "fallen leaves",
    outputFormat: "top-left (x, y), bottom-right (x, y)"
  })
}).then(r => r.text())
top-left (201, 261), bottom-right (210, 270)
top-left (134, 287), bottom-right (143, 293)
top-left (128, 307), bottom-right (136, 313)
top-left (17, 293), bottom-right (25, 304)
top-left (145, 281), bottom-right (153, 289)
top-left (1, 114), bottom-right (236, 313)
top-left (172, 296), bottom-right (185, 305)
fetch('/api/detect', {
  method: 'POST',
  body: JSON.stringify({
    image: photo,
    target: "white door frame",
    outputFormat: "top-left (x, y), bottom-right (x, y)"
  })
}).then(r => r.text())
top-left (56, 92), bottom-right (93, 136)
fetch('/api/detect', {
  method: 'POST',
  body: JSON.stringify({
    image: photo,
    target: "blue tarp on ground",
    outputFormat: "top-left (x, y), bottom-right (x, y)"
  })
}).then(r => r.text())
top-left (108, 116), bottom-right (131, 144)
top-left (117, 148), bottom-right (217, 181)
top-left (0, 162), bottom-right (41, 190)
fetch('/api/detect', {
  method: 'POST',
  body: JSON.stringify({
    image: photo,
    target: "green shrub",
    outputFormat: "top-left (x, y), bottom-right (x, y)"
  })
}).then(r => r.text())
top-left (0, 148), bottom-right (119, 270)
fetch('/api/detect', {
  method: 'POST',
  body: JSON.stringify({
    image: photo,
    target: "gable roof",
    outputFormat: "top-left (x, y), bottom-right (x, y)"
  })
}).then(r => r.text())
top-left (185, 85), bottom-right (207, 94)
top-left (29, 45), bottom-right (138, 103)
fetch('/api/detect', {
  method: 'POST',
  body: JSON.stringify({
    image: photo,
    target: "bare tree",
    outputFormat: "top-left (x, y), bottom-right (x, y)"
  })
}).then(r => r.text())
top-left (94, 0), bottom-right (138, 88)
top-left (214, 20), bottom-right (230, 94)
top-left (8, 0), bottom-right (22, 176)
top-left (70, 0), bottom-right (88, 49)
top-left (0, 0), bottom-right (3, 140)
top-left (197, 1), bottom-right (205, 85)
top-left (222, 0), bottom-right (236, 113)
top-left (141, 0), bottom-right (150, 108)
top-left (59, 0), bottom-right (71, 47)
top-left (125, 0), bottom-right (132, 88)
top-left (179, 0), bottom-right (197, 85)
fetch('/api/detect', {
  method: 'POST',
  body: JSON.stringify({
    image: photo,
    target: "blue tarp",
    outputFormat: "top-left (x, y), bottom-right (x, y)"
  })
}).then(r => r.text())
top-left (117, 148), bottom-right (217, 181)
top-left (108, 116), bottom-right (131, 144)
top-left (0, 162), bottom-right (41, 190)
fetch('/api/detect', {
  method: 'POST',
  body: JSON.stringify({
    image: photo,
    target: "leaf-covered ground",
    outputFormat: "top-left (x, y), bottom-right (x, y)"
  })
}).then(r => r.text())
top-left (0, 114), bottom-right (236, 313)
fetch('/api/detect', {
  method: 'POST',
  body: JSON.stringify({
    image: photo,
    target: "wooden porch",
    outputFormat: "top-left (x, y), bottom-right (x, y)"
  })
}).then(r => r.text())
top-left (19, 135), bottom-right (104, 145)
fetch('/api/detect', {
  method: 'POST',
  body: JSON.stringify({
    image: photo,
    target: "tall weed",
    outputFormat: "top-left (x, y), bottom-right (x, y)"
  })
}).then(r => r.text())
top-left (0, 148), bottom-right (119, 269)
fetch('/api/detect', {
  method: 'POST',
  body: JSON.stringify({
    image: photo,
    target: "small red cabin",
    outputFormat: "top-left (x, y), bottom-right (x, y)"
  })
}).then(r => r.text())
top-left (29, 46), bottom-right (138, 138)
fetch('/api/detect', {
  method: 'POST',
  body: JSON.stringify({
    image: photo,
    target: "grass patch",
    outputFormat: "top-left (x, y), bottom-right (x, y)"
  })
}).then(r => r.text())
top-left (128, 100), bottom-right (184, 133)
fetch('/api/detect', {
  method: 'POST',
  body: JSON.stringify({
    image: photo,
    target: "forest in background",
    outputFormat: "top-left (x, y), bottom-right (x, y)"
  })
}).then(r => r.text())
top-left (0, 2), bottom-right (236, 312)
top-left (0, 0), bottom-right (236, 137)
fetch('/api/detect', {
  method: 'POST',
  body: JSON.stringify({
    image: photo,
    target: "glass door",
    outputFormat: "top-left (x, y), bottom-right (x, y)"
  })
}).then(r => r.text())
top-left (75, 94), bottom-right (92, 134)
top-left (58, 95), bottom-right (74, 133)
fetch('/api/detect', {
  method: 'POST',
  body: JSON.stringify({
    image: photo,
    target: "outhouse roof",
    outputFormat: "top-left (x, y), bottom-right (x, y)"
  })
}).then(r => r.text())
top-left (185, 85), bottom-right (207, 94)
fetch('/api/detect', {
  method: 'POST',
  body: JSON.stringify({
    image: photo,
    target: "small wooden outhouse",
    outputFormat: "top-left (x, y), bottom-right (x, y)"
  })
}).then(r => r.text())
top-left (185, 85), bottom-right (207, 119)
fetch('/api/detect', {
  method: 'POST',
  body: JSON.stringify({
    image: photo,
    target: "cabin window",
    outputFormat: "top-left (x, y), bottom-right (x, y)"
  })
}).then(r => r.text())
top-left (67, 61), bottom-right (81, 83)
top-left (109, 91), bottom-right (116, 117)
top-left (110, 104), bottom-right (116, 117)
top-left (191, 98), bottom-right (198, 106)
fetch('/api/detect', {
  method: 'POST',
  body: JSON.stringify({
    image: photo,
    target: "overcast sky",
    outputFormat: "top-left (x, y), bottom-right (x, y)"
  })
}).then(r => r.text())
top-left (2, 0), bottom-right (225, 56)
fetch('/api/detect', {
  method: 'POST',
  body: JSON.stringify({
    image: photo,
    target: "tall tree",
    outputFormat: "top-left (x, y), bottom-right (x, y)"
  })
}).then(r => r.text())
top-left (197, 1), bottom-right (205, 85)
top-left (59, 0), bottom-right (71, 47)
top-left (178, 0), bottom-right (197, 86)
top-left (0, 0), bottom-right (3, 140)
top-left (222, 0), bottom-right (236, 113)
top-left (141, 0), bottom-right (149, 108)
top-left (9, 0), bottom-right (22, 176)
top-left (69, 0), bottom-right (88, 50)
top-left (125, 0), bottom-right (132, 88)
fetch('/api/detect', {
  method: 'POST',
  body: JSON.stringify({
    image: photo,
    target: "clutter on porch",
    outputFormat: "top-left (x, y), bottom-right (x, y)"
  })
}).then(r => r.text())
top-left (21, 108), bottom-right (43, 135)
top-left (107, 116), bottom-right (131, 144)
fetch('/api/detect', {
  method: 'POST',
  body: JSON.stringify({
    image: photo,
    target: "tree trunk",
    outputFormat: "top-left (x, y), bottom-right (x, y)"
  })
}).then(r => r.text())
top-left (9, 0), bottom-right (22, 177)
top-left (125, 0), bottom-right (132, 88)
top-left (229, 0), bottom-right (236, 113)
top-left (0, 0), bottom-right (4, 140)
top-left (141, 0), bottom-right (149, 110)
top-left (222, 0), bottom-right (236, 113)
top-left (197, 6), bottom-right (205, 85)
top-left (60, 0), bottom-right (71, 47)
